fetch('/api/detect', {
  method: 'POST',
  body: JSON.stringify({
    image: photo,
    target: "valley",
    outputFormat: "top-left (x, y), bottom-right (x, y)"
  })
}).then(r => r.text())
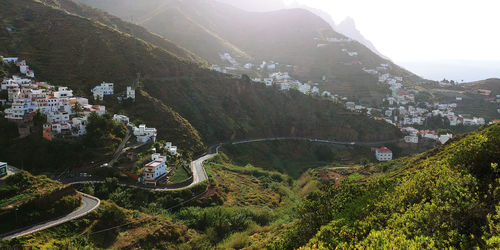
top-left (0, 0), bottom-right (499, 249)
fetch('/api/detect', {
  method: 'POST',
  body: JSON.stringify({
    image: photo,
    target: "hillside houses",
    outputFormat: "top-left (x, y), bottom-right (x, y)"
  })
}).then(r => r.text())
top-left (91, 82), bottom-right (114, 100)
top-left (133, 124), bottom-right (157, 143)
top-left (1, 58), bottom-right (108, 140)
top-left (17, 60), bottom-right (35, 78)
top-left (141, 153), bottom-right (168, 186)
top-left (372, 147), bottom-right (393, 161)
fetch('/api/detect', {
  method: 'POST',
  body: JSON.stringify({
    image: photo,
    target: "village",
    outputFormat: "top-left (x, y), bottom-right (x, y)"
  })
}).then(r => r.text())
top-left (0, 57), bottom-right (182, 186)
top-left (210, 40), bottom-right (498, 161)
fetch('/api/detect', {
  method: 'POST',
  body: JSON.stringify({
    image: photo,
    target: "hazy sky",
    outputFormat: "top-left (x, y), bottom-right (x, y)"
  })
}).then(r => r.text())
top-left (286, 0), bottom-right (500, 63)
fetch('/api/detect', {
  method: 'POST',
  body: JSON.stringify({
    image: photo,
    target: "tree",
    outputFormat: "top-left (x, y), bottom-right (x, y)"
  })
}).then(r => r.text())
top-left (72, 102), bottom-right (83, 117)
top-left (33, 109), bottom-right (47, 126)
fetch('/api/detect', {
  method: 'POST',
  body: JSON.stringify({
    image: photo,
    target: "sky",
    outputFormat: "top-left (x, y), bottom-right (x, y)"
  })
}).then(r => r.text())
top-left (285, 0), bottom-right (500, 63)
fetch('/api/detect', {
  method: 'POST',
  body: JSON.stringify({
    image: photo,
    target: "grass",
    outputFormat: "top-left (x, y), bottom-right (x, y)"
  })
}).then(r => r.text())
top-left (221, 140), bottom-right (374, 179)
top-left (169, 166), bottom-right (191, 183)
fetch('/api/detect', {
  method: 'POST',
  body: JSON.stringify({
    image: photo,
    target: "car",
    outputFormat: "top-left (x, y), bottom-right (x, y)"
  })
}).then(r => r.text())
top-left (100, 163), bottom-right (109, 168)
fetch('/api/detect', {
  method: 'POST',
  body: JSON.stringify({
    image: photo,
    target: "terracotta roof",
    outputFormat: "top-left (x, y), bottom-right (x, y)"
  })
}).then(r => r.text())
top-left (376, 147), bottom-right (392, 153)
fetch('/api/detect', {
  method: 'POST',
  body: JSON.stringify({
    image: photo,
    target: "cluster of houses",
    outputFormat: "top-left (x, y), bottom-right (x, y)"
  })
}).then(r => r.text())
top-left (2, 58), bottom-right (35, 78)
top-left (1, 74), bottom-right (107, 139)
top-left (0, 57), bottom-right (137, 140)
top-left (401, 126), bottom-right (454, 145)
top-left (1, 57), bottom-right (185, 186)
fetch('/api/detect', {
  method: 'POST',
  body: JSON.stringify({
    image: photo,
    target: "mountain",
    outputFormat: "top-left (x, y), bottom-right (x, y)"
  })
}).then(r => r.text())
top-left (76, 0), bottom-right (421, 104)
top-left (216, 0), bottom-right (390, 61)
top-left (0, 0), bottom-right (402, 170)
top-left (216, 0), bottom-right (286, 12)
top-left (334, 17), bottom-right (389, 60)
top-left (271, 123), bottom-right (500, 249)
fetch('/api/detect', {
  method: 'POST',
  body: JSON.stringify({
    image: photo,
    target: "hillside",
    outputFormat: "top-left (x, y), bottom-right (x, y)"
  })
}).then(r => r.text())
top-left (0, 0), bottom-right (402, 156)
top-left (0, 171), bottom-right (81, 234)
top-left (76, 0), bottom-right (422, 103)
top-left (464, 78), bottom-right (500, 95)
top-left (270, 123), bottom-right (500, 249)
top-left (40, 0), bottom-right (204, 64)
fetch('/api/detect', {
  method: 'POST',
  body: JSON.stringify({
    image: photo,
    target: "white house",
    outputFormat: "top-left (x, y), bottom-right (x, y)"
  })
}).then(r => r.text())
top-left (19, 60), bottom-right (29, 74)
top-left (113, 114), bottom-right (129, 124)
top-left (26, 70), bottom-right (35, 78)
top-left (142, 154), bottom-right (167, 185)
top-left (2, 57), bottom-right (18, 63)
top-left (373, 147), bottom-right (393, 161)
top-left (165, 142), bottom-right (178, 156)
top-left (134, 124), bottom-right (157, 143)
top-left (0, 161), bottom-right (7, 178)
top-left (126, 86), bottom-right (135, 100)
top-left (71, 117), bottom-right (87, 136)
top-left (53, 87), bottom-right (73, 99)
top-left (404, 135), bottom-right (419, 144)
top-left (345, 102), bottom-right (355, 111)
top-left (263, 78), bottom-right (273, 87)
top-left (311, 86), bottom-right (320, 95)
top-left (91, 82), bottom-right (114, 100)
top-left (47, 111), bottom-right (70, 123)
top-left (439, 133), bottom-right (453, 144)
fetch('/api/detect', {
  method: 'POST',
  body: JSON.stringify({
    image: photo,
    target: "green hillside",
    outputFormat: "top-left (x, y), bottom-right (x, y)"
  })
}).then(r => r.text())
top-left (40, 0), bottom-right (205, 64)
top-left (0, 0), bottom-right (402, 155)
top-left (76, 0), bottom-right (422, 103)
top-left (0, 171), bottom-right (81, 234)
top-left (270, 123), bottom-right (500, 249)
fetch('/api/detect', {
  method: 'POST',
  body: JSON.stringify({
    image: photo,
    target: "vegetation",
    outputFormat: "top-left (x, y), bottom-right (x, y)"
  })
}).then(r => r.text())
top-left (269, 123), bottom-right (500, 249)
top-left (0, 112), bottom-right (127, 173)
top-left (0, 200), bottom-right (197, 249)
top-left (0, 0), bottom-right (402, 157)
top-left (0, 171), bottom-right (81, 234)
top-left (78, 0), bottom-right (421, 104)
top-left (221, 140), bottom-right (374, 178)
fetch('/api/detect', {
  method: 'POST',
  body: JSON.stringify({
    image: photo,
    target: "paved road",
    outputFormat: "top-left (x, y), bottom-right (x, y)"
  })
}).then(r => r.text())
top-left (62, 137), bottom-right (400, 190)
top-left (2, 192), bottom-right (100, 240)
top-left (108, 126), bottom-right (133, 166)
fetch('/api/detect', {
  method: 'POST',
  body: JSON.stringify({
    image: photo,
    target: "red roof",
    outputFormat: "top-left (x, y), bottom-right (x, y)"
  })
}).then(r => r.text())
top-left (376, 147), bottom-right (392, 153)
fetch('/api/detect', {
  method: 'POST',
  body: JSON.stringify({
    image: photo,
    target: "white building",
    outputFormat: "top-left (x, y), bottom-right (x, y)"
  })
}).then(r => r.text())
top-left (53, 87), bottom-right (73, 99)
top-left (373, 147), bottom-right (393, 162)
top-left (345, 102), bottom-right (355, 111)
top-left (439, 133), bottom-right (453, 144)
top-left (263, 78), bottom-right (273, 87)
top-left (126, 86), bottom-right (135, 100)
top-left (311, 86), bottom-right (320, 95)
top-left (142, 153), bottom-right (167, 185)
top-left (113, 114), bottom-right (129, 124)
top-left (134, 124), bottom-right (157, 143)
top-left (26, 70), bottom-right (35, 78)
top-left (19, 60), bottom-right (29, 74)
top-left (165, 142), bottom-right (178, 156)
top-left (404, 135), bottom-right (419, 144)
top-left (2, 57), bottom-right (18, 63)
top-left (91, 82), bottom-right (114, 100)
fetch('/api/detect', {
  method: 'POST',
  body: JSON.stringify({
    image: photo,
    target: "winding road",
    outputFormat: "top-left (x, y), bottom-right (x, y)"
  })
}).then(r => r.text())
top-left (1, 192), bottom-right (100, 240)
top-left (2, 137), bottom-right (399, 239)
top-left (62, 137), bottom-right (401, 190)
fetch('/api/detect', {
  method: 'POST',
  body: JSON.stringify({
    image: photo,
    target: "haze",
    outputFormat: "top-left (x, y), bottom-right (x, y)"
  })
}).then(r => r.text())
top-left (287, 0), bottom-right (500, 81)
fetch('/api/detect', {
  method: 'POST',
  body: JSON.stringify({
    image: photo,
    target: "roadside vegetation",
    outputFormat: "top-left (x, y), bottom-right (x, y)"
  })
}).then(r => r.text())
top-left (0, 171), bottom-right (81, 234)
top-left (269, 123), bottom-right (500, 249)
